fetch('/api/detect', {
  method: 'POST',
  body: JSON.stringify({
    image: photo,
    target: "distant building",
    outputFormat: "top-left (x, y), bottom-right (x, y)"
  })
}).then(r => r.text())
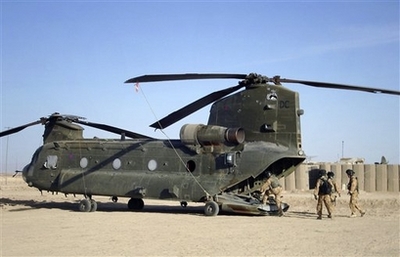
top-left (338, 157), bottom-right (365, 164)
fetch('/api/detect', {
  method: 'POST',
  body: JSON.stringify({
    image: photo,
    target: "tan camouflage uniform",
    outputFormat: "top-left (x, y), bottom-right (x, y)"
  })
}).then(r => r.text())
top-left (328, 177), bottom-right (341, 206)
top-left (260, 175), bottom-right (283, 216)
top-left (313, 177), bottom-right (333, 219)
top-left (347, 175), bottom-right (365, 217)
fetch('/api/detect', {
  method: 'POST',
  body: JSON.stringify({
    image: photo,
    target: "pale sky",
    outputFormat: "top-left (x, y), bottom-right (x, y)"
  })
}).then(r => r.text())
top-left (1, 0), bottom-right (399, 172)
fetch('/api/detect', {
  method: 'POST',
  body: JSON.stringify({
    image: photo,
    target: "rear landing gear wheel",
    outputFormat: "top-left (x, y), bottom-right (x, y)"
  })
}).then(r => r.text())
top-left (90, 199), bottom-right (98, 212)
top-left (204, 201), bottom-right (219, 216)
top-left (79, 199), bottom-right (91, 212)
top-left (180, 201), bottom-right (188, 208)
top-left (128, 198), bottom-right (144, 210)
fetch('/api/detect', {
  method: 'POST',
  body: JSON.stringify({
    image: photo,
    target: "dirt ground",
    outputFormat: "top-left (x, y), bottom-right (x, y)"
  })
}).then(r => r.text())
top-left (1, 176), bottom-right (399, 257)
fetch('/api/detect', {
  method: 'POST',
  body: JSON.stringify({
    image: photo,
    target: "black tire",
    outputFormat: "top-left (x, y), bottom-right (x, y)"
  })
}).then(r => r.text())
top-left (204, 201), bottom-right (219, 216)
top-left (90, 199), bottom-right (98, 212)
top-left (79, 199), bottom-right (91, 212)
top-left (128, 198), bottom-right (144, 210)
top-left (180, 201), bottom-right (188, 208)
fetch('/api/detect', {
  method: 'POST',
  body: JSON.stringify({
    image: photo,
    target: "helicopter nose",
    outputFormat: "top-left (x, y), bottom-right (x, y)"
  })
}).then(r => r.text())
top-left (21, 164), bottom-right (34, 187)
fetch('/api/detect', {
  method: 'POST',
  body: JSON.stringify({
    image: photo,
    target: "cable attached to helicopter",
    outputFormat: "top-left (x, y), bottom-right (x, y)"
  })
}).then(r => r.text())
top-left (134, 83), bottom-right (212, 200)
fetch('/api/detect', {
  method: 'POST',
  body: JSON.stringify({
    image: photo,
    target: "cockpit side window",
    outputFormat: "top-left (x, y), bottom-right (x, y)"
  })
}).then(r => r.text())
top-left (44, 155), bottom-right (58, 169)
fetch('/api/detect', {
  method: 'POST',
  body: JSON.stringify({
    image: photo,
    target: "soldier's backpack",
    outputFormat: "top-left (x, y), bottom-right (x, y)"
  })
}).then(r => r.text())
top-left (319, 178), bottom-right (332, 195)
top-left (270, 176), bottom-right (281, 189)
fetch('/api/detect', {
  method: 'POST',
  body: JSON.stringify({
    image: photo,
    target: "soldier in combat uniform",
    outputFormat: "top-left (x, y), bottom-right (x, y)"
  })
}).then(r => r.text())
top-left (346, 169), bottom-right (366, 218)
top-left (327, 171), bottom-right (341, 206)
top-left (313, 169), bottom-right (333, 219)
top-left (260, 171), bottom-right (283, 216)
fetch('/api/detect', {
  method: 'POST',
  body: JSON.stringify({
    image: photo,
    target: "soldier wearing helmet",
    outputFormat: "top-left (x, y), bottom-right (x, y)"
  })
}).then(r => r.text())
top-left (346, 169), bottom-right (366, 218)
top-left (260, 171), bottom-right (283, 216)
top-left (327, 171), bottom-right (341, 206)
top-left (313, 169), bottom-right (334, 219)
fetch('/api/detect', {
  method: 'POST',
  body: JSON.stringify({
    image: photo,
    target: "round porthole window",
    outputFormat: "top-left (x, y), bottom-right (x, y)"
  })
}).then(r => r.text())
top-left (80, 157), bottom-right (88, 169)
top-left (147, 159), bottom-right (157, 171)
top-left (113, 158), bottom-right (122, 170)
top-left (186, 160), bottom-right (196, 172)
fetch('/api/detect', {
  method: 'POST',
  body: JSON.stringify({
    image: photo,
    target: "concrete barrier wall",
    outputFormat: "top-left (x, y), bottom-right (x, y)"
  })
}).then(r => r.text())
top-left (285, 163), bottom-right (400, 192)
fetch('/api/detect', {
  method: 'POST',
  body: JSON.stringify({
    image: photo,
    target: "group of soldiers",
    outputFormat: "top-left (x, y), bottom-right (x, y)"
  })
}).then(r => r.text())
top-left (259, 169), bottom-right (366, 219)
top-left (313, 168), bottom-right (366, 219)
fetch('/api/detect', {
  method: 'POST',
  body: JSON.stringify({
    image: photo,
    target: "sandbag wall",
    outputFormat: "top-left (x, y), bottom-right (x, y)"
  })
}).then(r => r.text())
top-left (279, 164), bottom-right (400, 192)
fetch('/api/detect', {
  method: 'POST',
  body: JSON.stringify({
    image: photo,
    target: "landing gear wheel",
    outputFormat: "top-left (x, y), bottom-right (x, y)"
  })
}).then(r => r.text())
top-left (128, 198), bottom-right (144, 210)
top-left (111, 196), bottom-right (118, 203)
top-left (79, 199), bottom-right (91, 212)
top-left (204, 201), bottom-right (219, 216)
top-left (90, 199), bottom-right (98, 212)
top-left (180, 201), bottom-right (188, 208)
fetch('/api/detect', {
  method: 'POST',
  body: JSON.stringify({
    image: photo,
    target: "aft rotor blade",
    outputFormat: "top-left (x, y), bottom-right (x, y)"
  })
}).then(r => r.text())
top-left (73, 120), bottom-right (153, 139)
top-left (0, 119), bottom-right (44, 138)
top-left (125, 73), bottom-right (247, 83)
top-left (280, 78), bottom-right (400, 96)
top-left (150, 83), bottom-right (244, 129)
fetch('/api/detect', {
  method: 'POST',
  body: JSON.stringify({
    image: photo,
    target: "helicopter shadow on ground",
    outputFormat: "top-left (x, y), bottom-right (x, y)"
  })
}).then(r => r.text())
top-left (100, 201), bottom-right (207, 216)
top-left (1, 197), bottom-right (78, 212)
top-left (0, 197), bottom-right (209, 216)
top-left (1, 197), bottom-right (280, 217)
top-left (90, 201), bottom-right (260, 216)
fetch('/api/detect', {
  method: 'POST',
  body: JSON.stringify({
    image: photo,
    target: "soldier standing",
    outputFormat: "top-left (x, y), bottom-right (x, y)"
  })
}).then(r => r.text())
top-left (327, 171), bottom-right (341, 206)
top-left (313, 169), bottom-right (333, 219)
top-left (260, 171), bottom-right (283, 216)
top-left (346, 169), bottom-right (366, 218)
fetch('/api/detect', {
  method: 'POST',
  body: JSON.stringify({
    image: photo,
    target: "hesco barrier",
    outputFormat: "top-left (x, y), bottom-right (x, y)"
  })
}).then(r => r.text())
top-left (279, 164), bottom-right (400, 192)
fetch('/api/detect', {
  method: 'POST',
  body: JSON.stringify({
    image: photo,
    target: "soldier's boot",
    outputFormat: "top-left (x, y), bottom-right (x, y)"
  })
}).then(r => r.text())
top-left (361, 210), bottom-right (366, 217)
top-left (350, 213), bottom-right (357, 218)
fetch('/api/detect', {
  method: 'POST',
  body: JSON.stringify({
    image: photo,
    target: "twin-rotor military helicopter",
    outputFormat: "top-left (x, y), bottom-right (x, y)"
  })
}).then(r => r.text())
top-left (1, 73), bottom-right (399, 216)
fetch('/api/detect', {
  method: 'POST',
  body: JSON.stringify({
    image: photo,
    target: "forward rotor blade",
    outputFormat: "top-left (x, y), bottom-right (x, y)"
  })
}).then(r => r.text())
top-left (0, 119), bottom-right (44, 138)
top-left (73, 120), bottom-right (153, 139)
top-left (280, 78), bottom-right (400, 96)
top-left (125, 73), bottom-right (247, 83)
top-left (150, 83), bottom-right (244, 129)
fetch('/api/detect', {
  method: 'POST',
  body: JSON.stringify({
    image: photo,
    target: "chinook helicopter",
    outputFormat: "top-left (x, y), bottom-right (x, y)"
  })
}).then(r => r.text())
top-left (1, 73), bottom-right (399, 216)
